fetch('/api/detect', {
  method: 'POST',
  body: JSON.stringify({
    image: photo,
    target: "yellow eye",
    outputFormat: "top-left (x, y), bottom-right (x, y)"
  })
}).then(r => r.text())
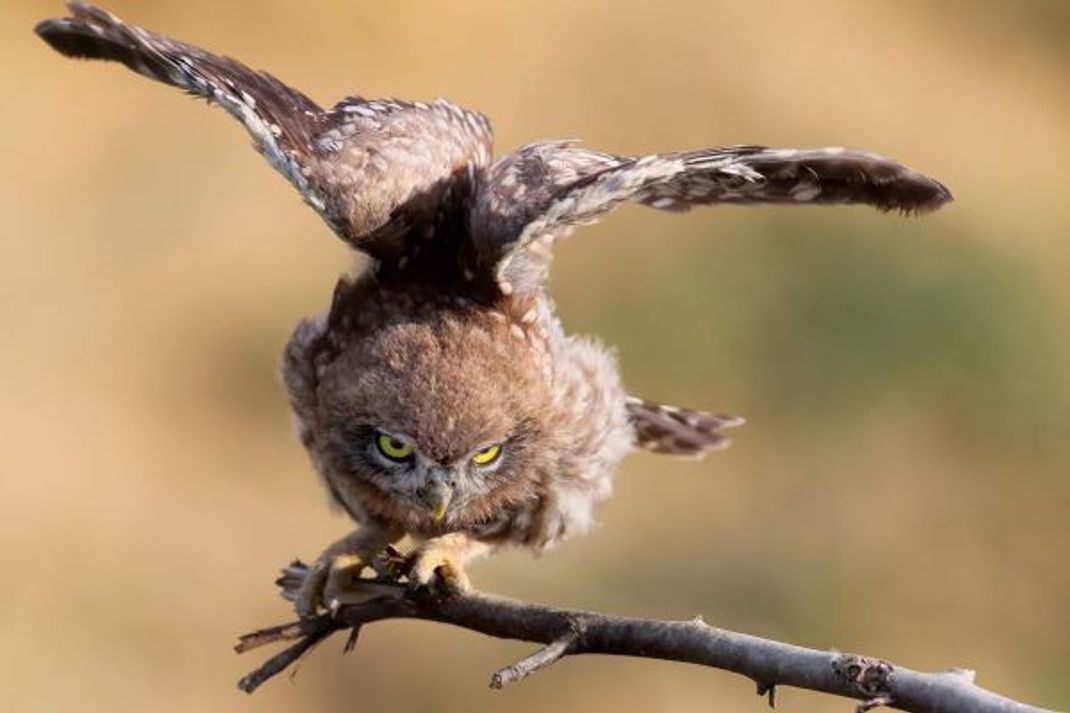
top-left (471, 443), bottom-right (502, 466)
top-left (376, 433), bottom-right (415, 461)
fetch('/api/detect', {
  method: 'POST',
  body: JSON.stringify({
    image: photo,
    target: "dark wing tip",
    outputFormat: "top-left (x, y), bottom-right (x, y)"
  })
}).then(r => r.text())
top-left (737, 148), bottom-right (954, 216)
top-left (35, 15), bottom-right (111, 61)
top-left (925, 179), bottom-right (955, 210)
top-left (35, 5), bottom-right (127, 60)
top-left (880, 169), bottom-right (954, 215)
top-left (816, 155), bottom-right (954, 215)
top-left (35, 18), bottom-right (76, 53)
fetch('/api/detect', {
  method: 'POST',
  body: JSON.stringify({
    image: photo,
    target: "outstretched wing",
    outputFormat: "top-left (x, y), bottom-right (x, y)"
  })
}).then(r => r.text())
top-left (470, 142), bottom-right (952, 294)
top-left (36, 3), bottom-right (493, 261)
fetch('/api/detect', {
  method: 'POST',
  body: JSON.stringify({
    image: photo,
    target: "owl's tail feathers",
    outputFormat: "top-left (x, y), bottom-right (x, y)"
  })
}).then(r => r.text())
top-left (626, 397), bottom-right (744, 458)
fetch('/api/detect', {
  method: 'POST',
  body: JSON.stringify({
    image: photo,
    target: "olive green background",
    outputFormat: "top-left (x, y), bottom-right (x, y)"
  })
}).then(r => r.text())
top-left (1, 2), bottom-right (1067, 711)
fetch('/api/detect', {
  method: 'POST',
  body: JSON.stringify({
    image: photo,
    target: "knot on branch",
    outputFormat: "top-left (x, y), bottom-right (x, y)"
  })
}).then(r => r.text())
top-left (832, 653), bottom-right (894, 697)
top-left (832, 654), bottom-right (895, 712)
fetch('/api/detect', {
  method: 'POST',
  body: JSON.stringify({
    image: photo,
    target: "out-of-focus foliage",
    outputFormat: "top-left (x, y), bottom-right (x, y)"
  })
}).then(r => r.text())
top-left (1, 2), bottom-right (1066, 711)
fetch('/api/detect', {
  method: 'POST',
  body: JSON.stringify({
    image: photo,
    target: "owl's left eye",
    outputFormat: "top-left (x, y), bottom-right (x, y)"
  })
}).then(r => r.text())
top-left (375, 433), bottom-right (415, 461)
top-left (471, 443), bottom-right (503, 466)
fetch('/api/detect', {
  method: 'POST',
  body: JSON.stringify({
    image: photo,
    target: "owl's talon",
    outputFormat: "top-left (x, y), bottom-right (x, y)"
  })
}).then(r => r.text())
top-left (294, 560), bottom-right (329, 618)
top-left (371, 546), bottom-right (409, 581)
top-left (294, 552), bottom-right (369, 617)
top-left (408, 549), bottom-right (471, 596)
top-left (433, 563), bottom-right (470, 596)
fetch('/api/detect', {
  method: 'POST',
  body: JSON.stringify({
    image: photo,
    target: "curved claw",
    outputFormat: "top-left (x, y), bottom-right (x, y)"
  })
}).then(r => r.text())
top-left (294, 553), bottom-right (369, 617)
top-left (294, 560), bottom-right (329, 618)
top-left (408, 550), bottom-right (471, 596)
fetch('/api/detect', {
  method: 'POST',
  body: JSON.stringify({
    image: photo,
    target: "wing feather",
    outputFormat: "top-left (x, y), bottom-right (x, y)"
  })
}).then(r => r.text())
top-left (471, 142), bottom-right (952, 293)
top-left (36, 3), bottom-right (493, 260)
top-left (627, 397), bottom-right (744, 457)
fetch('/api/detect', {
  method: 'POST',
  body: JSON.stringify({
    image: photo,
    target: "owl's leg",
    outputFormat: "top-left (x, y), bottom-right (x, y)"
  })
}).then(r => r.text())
top-left (409, 533), bottom-right (493, 595)
top-left (294, 523), bottom-right (403, 617)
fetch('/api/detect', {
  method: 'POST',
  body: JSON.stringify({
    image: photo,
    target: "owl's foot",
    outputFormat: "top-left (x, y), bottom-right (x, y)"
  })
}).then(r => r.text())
top-left (409, 547), bottom-right (471, 595)
top-left (294, 552), bottom-right (371, 617)
top-left (407, 535), bottom-right (483, 596)
top-left (294, 525), bottom-right (404, 617)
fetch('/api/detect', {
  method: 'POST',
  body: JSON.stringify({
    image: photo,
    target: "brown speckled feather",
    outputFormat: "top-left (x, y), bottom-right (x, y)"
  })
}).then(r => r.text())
top-left (35, 3), bottom-right (493, 261)
top-left (471, 143), bottom-right (952, 294)
top-left (627, 398), bottom-right (745, 457)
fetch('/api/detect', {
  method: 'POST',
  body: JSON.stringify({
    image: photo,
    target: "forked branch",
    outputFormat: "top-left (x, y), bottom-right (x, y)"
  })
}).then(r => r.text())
top-left (235, 562), bottom-right (1057, 713)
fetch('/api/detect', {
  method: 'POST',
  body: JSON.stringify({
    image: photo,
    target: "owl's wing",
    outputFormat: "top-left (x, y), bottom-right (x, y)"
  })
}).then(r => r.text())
top-left (35, 3), bottom-right (493, 261)
top-left (469, 142), bottom-right (952, 294)
top-left (627, 397), bottom-right (744, 457)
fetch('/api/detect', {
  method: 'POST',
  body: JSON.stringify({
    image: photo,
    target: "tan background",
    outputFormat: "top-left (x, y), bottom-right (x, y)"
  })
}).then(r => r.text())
top-left (2, 1), bottom-right (1067, 711)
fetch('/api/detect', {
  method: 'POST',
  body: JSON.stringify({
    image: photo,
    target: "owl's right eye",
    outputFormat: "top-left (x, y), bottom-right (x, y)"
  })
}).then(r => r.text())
top-left (375, 433), bottom-right (415, 461)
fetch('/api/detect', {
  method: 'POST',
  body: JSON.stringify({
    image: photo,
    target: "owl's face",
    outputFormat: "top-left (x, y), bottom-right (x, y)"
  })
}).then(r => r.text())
top-left (328, 424), bottom-right (524, 527)
top-left (313, 303), bottom-right (554, 533)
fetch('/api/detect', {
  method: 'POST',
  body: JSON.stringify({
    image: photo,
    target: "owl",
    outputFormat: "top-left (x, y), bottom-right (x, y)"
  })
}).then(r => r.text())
top-left (37, 3), bottom-right (951, 616)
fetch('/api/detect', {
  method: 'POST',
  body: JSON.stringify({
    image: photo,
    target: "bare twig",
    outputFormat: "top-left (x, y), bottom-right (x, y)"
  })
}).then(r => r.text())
top-left (490, 631), bottom-right (578, 689)
top-left (235, 562), bottom-right (1059, 713)
top-left (342, 624), bottom-right (362, 654)
top-left (234, 620), bottom-right (310, 654)
top-left (237, 619), bottom-right (332, 693)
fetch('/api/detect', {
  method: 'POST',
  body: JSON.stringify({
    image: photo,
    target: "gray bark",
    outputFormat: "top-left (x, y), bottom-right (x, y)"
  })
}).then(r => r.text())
top-left (235, 564), bottom-right (1058, 713)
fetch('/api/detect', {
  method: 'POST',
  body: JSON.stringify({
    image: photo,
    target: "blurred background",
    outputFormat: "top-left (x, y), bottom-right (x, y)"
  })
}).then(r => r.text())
top-left (2, 1), bottom-right (1067, 711)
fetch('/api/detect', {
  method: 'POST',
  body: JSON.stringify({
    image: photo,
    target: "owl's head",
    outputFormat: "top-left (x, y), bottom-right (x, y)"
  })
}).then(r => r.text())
top-left (308, 298), bottom-right (556, 534)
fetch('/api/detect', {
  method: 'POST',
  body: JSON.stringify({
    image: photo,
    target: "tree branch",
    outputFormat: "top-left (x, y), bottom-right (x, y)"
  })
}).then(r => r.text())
top-left (235, 562), bottom-right (1058, 713)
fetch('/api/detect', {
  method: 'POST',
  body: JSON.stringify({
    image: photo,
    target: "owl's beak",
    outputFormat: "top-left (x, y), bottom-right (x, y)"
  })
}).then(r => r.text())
top-left (424, 478), bottom-right (454, 523)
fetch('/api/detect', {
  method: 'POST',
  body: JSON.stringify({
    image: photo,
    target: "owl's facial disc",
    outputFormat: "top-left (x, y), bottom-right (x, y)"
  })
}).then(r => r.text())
top-left (369, 428), bottom-right (486, 521)
top-left (317, 305), bottom-right (553, 529)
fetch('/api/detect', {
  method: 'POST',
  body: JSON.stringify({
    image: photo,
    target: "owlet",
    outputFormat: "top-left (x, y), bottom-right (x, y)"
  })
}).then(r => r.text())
top-left (37, 3), bottom-right (951, 615)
